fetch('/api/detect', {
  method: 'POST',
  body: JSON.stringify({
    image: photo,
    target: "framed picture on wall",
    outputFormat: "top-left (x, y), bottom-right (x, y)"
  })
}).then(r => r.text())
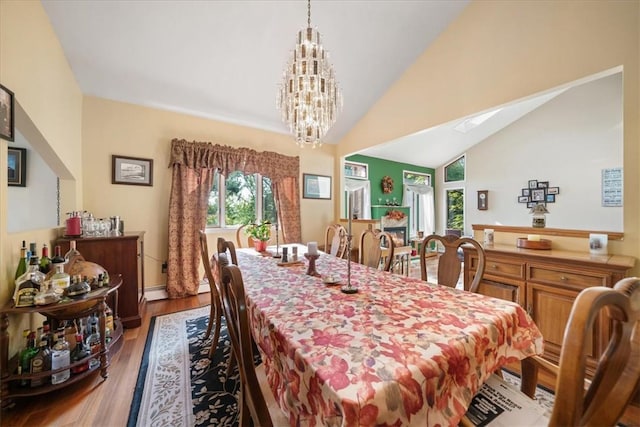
top-left (112, 155), bottom-right (154, 186)
top-left (303, 173), bottom-right (331, 199)
top-left (0, 84), bottom-right (15, 142)
top-left (7, 146), bottom-right (26, 187)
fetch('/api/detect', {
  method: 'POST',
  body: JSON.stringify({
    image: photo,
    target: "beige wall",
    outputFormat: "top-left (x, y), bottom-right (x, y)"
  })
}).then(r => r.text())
top-left (337, 0), bottom-right (640, 275)
top-left (82, 97), bottom-right (335, 287)
top-left (0, 0), bottom-right (84, 354)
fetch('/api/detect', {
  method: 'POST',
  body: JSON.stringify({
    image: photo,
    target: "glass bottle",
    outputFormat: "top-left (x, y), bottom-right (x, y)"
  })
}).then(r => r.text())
top-left (39, 243), bottom-right (52, 274)
top-left (64, 240), bottom-right (81, 265)
top-left (85, 324), bottom-right (101, 370)
top-left (105, 304), bottom-right (114, 344)
top-left (14, 262), bottom-right (46, 308)
top-left (50, 249), bottom-right (70, 296)
top-left (29, 242), bottom-right (39, 264)
top-left (19, 330), bottom-right (37, 387)
top-left (30, 337), bottom-right (51, 387)
top-left (14, 240), bottom-right (27, 280)
top-left (70, 332), bottom-right (90, 374)
top-left (50, 329), bottom-right (71, 384)
top-left (40, 320), bottom-right (53, 348)
top-left (34, 279), bottom-right (60, 306)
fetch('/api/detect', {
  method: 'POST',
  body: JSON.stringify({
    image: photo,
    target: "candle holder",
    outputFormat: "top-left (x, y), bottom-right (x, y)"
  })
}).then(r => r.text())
top-left (304, 253), bottom-right (320, 276)
top-left (341, 218), bottom-right (358, 294)
top-left (272, 222), bottom-right (281, 258)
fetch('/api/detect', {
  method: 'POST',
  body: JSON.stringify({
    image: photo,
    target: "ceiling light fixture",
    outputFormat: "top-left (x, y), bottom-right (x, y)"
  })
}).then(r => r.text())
top-left (277, 0), bottom-right (342, 148)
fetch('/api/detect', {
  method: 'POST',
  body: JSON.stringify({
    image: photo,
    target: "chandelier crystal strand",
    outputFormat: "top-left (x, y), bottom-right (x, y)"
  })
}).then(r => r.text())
top-left (277, 0), bottom-right (342, 148)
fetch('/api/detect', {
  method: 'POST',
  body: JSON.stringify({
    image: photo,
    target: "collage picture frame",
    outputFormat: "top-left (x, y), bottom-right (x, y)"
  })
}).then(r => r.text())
top-left (518, 179), bottom-right (559, 207)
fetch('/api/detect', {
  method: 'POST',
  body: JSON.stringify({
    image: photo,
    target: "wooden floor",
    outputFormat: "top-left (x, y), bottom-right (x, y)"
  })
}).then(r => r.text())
top-left (2, 267), bottom-right (638, 426)
top-left (0, 294), bottom-right (210, 427)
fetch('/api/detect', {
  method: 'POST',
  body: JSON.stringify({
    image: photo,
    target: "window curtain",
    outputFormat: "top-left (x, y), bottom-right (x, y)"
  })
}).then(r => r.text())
top-left (403, 184), bottom-right (435, 235)
top-left (167, 139), bottom-right (301, 298)
top-left (344, 178), bottom-right (371, 220)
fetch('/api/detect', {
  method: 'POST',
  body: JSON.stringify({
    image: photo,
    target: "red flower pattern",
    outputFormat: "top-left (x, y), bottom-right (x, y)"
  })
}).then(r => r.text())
top-left (238, 248), bottom-right (543, 426)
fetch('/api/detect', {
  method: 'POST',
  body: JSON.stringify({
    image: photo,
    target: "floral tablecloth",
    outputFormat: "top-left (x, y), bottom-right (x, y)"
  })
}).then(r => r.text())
top-left (237, 248), bottom-right (543, 427)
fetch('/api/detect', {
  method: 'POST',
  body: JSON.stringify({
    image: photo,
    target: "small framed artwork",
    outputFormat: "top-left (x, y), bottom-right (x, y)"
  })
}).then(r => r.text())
top-left (537, 181), bottom-right (549, 188)
top-left (546, 194), bottom-right (556, 203)
top-left (522, 188), bottom-right (530, 197)
top-left (528, 180), bottom-right (538, 189)
top-left (303, 173), bottom-right (331, 199)
top-left (477, 190), bottom-right (488, 210)
top-left (531, 188), bottom-right (546, 202)
top-left (518, 196), bottom-right (529, 203)
top-left (527, 201), bottom-right (537, 208)
top-left (547, 187), bottom-right (559, 195)
top-left (112, 155), bottom-right (154, 186)
top-left (0, 84), bottom-right (15, 142)
top-left (7, 147), bottom-right (26, 187)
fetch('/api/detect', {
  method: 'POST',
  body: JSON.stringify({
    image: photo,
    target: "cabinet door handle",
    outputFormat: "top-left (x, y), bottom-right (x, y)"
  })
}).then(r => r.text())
top-left (560, 276), bottom-right (568, 281)
top-left (491, 264), bottom-right (498, 269)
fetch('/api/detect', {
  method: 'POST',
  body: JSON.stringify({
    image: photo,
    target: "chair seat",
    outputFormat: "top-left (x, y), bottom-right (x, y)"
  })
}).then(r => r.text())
top-left (463, 374), bottom-right (550, 426)
top-left (256, 363), bottom-right (290, 425)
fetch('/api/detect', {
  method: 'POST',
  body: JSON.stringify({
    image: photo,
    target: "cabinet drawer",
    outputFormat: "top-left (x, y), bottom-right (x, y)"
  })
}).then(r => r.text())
top-left (528, 265), bottom-right (610, 288)
top-left (474, 257), bottom-right (526, 281)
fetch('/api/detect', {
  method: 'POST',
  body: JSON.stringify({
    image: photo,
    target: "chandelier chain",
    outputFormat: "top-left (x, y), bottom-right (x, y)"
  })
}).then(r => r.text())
top-left (307, 0), bottom-right (311, 28)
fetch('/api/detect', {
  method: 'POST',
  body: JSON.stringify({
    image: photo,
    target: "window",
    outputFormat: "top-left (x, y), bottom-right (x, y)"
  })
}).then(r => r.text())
top-left (444, 155), bottom-right (465, 182)
top-left (207, 170), bottom-right (276, 227)
top-left (446, 188), bottom-right (464, 230)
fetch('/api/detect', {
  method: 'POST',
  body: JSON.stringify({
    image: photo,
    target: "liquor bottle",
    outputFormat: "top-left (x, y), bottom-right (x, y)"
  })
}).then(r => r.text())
top-left (33, 279), bottom-right (60, 306)
top-left (70, 332), bottom-right (90, 374)
top-left (85, 324), bottom-right (101, 370)
top-left (19, 330), bottom-right (37, 386)
top-left (14, 240), bottom-right (27, 280)
top-left (63, 320), bottom-right (78, 352)
top-left (29, 242), bottom-right (38, 264)
top-left (30, 337), bottom-right (51, 387)
top-left (50, 329), bottom-right (71, 384)
top-left (39, 243), bottom-right (52, 274)
top-left (50, 248), bottom-right (70, 296)
top-left (105, 304), bottom-right (114, 343)
top-left (64, 240), bottom-right (81, 266)
top-left (40, 321), bottom-right (53, 348)
top-left (16, 329), bottom-right (29, 378)
top-left (14, 256), bottom-right (47, 307)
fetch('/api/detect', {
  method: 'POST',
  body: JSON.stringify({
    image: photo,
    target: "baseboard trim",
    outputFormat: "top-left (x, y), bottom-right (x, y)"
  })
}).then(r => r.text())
top-left (145, 280), bottom-right (210, 302)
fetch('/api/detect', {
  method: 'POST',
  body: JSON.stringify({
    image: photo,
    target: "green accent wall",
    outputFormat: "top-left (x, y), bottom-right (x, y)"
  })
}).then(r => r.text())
top-left (346, 154), bottom-right (435, 215)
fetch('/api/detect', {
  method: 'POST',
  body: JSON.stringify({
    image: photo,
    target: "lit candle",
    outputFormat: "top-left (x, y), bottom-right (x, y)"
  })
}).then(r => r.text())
top-left (308, 242), bottom-right (318, 255)
top-left (527, 234), bottom-right (541, 241)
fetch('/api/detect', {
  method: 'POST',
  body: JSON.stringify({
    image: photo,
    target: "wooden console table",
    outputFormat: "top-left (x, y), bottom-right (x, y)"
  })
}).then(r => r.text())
top-left (0, 277), bottom-right (124, 408)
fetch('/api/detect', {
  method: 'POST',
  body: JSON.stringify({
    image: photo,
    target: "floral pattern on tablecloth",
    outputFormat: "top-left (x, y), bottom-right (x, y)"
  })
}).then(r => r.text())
top-left (237, 249), bottom-right (543, 427)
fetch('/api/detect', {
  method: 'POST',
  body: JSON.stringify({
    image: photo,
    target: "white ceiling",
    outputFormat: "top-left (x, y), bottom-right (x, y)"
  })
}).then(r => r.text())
top-left (40, 0), bottom-right (570, 169)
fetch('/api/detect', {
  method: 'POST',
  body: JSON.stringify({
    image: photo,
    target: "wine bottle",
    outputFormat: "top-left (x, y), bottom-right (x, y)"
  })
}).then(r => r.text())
top-left (14, 240), bottom-right (27, 280)
top-left (39, 244), bottom-right (51, 274)
top-left (19, 330), bottom-right (37, 387)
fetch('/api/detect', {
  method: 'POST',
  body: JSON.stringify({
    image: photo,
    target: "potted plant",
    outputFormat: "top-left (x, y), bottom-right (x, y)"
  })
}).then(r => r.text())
top-left (245, 220), bottom-right (272, 252)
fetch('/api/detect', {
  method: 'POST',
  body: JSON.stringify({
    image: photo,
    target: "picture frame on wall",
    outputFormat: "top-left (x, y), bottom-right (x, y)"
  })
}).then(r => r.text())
top-left (112, 155), bottom-right (154, 186)
top-left (522, 188), bottom-right (530, 197)
top-left (303, 173), bottom-right (331, 199)
top-left (531, 188), bottom-right (546, 202)
top-left (0, 84), bottom-right (15, 142)
top-left (518, 196), bottom-right (529, 203)
top-left (8, 147), bottom-right (26, 187)
top-left (528, 180), bottom-right (538, 189)
top-left (477, 190), bottom-right (488, 210)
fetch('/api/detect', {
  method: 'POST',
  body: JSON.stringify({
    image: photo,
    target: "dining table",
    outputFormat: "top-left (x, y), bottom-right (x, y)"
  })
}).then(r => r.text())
top-left (236, 244), bottom-right (544, 427)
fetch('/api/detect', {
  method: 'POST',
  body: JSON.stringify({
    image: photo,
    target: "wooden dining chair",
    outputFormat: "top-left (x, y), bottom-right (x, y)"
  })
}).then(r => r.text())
top-left (217, 236), bottom-right (238, 265)
top-left (462, 277), bottom-right (640, 426)
top-left (358, 228), bottom-right (394, 271)
top-left (235, 223), bottom-right (278, 248)
top-left (198, 230), bottom-right (224, 358)
top-left (219, 263), bottom-right (289, 427)
top-left (324, 224), bottom-right (348, 258)
top-left (419, 234), bottom-right (485, 292)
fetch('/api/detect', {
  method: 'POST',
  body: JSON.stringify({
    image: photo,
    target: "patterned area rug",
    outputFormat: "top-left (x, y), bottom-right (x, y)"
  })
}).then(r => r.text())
top-left (127, 307), bottom-right (559, 427)
top-left (127, 306), bottom-right (251, 427)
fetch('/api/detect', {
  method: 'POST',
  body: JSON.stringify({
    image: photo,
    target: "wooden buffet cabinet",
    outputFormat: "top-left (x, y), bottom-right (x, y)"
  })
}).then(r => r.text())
top-left (56, 232), bottom-right (145, 328)
top-left (463, 244), bottom-right (635, 375)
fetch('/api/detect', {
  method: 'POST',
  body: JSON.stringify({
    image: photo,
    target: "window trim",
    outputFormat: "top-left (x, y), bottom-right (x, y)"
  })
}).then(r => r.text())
top-left (443, 155), bottom-right (466, 183)
top-left (206, 171), bottom-right (270, 229)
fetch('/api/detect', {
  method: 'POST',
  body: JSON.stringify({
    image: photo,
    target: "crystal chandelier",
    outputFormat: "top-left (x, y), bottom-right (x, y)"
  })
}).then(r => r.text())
top-left (277, 0), bottom-right (342, 148)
